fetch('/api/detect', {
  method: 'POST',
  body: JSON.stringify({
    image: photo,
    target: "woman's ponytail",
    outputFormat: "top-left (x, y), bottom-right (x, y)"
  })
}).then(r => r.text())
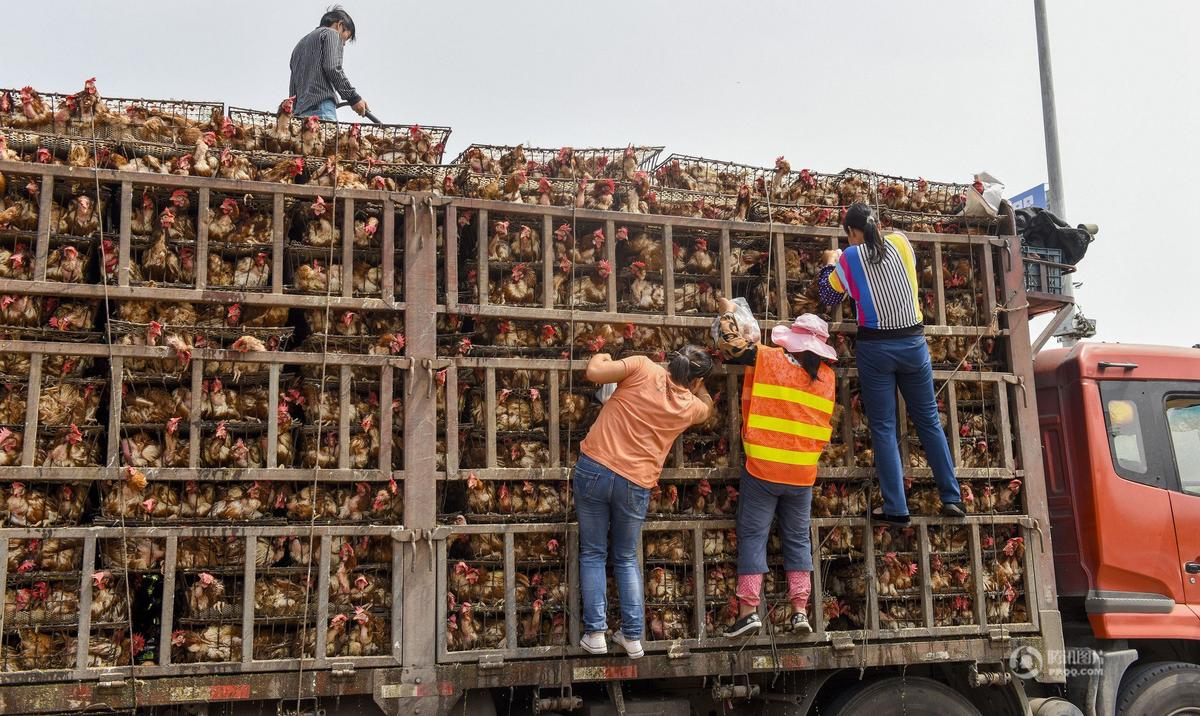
top-left (667, 344), bottom-right (714, 385)
top-left (843, 203), bottom-right (886, 265)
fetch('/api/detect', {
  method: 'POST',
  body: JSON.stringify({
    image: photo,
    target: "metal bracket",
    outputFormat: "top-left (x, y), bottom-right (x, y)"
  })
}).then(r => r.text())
top-left (666, 640), bottom-right (691, 659)
top-left (330, 662), bottom-right (356, 678)
top-left (478, 654), bottom-right (505, 671)
top-left (426, 525), bottom-right (455, 541)
top-left (831, 634), bottom-right (855, 652)
top-left (391, 527), bottom-right (422, 542)
top-left (711, 682), bottom-right (760, 700)
top-left (95, 673), bottom-right (126, 689)
top-left (988, 627), bottom-right (1013, 643)
top-left (968, 663), bottom-right (1013, 687)
top-left (607, 681), bottom-right (626, 716)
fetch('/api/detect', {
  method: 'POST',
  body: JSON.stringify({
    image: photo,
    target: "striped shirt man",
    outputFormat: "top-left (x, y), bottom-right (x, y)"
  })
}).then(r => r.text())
top-left (818, 232), bottom-right (923, 337)
top-left (289, 26), bottom-right (361, 117)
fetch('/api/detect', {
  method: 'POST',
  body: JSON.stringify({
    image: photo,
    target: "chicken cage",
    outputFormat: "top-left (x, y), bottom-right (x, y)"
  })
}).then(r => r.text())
top-left (428, 184), bottom-right (1049, 670)
top-left (0, 100), bottom-right (1058, 709)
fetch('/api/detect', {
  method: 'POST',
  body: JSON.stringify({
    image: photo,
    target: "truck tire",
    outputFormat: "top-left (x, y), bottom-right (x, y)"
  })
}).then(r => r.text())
top-left (1115, 661), bottom-right (1200, 716)
top-left (1029, 697), bottom-right (1084, 716)
top-left (825, 676), bottom-right (982, 716)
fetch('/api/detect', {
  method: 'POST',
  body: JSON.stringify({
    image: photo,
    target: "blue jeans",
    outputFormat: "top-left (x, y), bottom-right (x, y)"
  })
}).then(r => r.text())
top-left (736, 470), bottom-right (813, 574)
top-left (574, 452), bottom-right (650, 639)
top-left (856, 335), bottom-right (960, 516)
top-left (296, 99), bottom-right (337, 121)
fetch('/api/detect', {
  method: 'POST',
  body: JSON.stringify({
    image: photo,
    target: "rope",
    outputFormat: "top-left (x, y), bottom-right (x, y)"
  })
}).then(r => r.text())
top-left (295, 116), bottom-right (343, 714)
top-left (88, 108), bottom-right (140, 707)
top-left (932, 299), bottom-right (1028, 399)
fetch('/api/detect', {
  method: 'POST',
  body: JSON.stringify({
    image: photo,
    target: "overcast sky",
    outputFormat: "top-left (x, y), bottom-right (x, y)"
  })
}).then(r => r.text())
top-left (8, 1), bottom-right (1198, 347)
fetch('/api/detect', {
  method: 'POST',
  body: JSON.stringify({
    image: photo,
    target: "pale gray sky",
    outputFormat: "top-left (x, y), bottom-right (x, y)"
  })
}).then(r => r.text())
top-left (9, 1), bottom-right (1198, 346)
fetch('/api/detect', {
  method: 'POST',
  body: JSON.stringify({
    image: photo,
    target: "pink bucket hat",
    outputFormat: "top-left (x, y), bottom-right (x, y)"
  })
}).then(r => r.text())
top-left (770, 314), bottom-right (838, 362)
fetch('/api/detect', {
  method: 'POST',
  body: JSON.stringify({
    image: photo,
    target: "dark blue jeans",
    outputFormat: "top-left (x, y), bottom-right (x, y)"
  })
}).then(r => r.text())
top-left (856, 335), bottom-right (960, 516)
top-left (574, 452), bottom-right (650, 639)
top-left (736, 470), bottom-right (813, 574)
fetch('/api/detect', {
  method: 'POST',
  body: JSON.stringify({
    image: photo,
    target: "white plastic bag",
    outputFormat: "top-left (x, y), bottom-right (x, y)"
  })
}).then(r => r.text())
top-left (595, 383), bottom-right (616, 404)
top-left (965, 171), bottom-right (1005, 218)
top-left (711, 296), bottom-right (761, 346)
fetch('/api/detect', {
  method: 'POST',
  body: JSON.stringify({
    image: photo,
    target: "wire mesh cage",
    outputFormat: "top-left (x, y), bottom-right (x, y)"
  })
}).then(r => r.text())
top-left (228, 106), bottom-right (451, 164)
top-left (453, 144), bottom-right (663, 178)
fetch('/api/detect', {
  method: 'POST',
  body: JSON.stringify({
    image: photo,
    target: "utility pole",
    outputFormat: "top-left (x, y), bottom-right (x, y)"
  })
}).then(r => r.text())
top-left (1034, 0), bottom-right (1088, 347)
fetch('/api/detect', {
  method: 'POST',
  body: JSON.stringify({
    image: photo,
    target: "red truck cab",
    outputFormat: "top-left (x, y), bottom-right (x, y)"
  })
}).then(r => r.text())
top-left (1035, 343), bottom-right (1200, 713)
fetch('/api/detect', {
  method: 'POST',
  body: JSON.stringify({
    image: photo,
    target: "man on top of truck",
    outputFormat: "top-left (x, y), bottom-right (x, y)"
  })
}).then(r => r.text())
top-left (289, 5), bottom-right (369, 121)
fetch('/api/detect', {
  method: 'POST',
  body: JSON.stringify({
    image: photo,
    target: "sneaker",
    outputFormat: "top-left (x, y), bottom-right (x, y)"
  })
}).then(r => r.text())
top-left (722, 612), bottom-right (762, 638)
top-left (871, 508), bottom-right (911, 525)
top-left (941, 502), bottom-right (967, 518)
top-left (579, 632), bottom-right (607, 655)
top-left (790, 612), bottom-right (812, 635)
top-left (611, 631), bottom-right (644, 659)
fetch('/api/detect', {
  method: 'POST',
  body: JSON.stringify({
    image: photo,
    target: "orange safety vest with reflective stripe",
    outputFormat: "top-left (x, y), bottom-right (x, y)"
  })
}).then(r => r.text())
top-left (740, 346), bottom-right (836, 486)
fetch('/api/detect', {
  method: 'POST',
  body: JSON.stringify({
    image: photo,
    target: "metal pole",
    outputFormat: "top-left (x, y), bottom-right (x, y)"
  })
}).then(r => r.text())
top-left (1035, 0), bottom-right (1066, 219)
top-left (1034, 0), bottom-right (1080, 347)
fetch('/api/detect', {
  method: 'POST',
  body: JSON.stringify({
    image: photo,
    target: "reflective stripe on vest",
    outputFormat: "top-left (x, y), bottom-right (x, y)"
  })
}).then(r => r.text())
top-left (750, 382), bottom-right (835, 415)
top-left (742, 442), bottom-right (823, 466)
top-left (745, 413), bottom-right (833, 442)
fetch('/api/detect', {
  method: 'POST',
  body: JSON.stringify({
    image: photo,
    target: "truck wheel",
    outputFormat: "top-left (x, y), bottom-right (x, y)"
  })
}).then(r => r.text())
top-left (1116, 661), bottom-right (1200, 716)
top-left (826, 676), bottom-right (982, 716)
top-left (1029, 697), bottom-right (1084, 716)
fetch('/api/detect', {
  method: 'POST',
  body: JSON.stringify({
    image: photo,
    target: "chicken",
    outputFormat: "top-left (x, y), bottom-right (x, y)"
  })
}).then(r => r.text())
top-left (648, 607), bottom-right (689, 641)
top-left (465, 473), bottom-right (496, 514)
top-left (497, 263), bottom-right (538, 305)
top-left (172, 626), bottom-right (242, 663)
top-left (627, 261), bottom-right (665, 311)
top-left (229, 251), bottom-right (271, 289)
top-left (217, 147), bottom-right (257, 181)
top-left (44, 244), bottom-right (87, 283)
top-left (260, 156), bottom-right (305, 184)
top-left (209, 483), bottom-right (266, 521)
top-left (186, 572), bottom-right (231, 615)
top-left (960, 439), bottom-right (993, 469)
top-left (563, 260), bottom-right (611, 306)
top-left (620, 228), bottom-right (668, 271)
top-left (102, 538), bottom-right (164, 571)
top-left (120, 431), bottom-right (163, 468)
top-left (189, 132), bottom-right (219, 177)
top-left (304, 196), bottom-right (340, 246)
top-left (682, 238), bottom-right (717, 275)
top-left (254, 577), bottom-right (310, 617)
top-left (674, 281), bottom-right (720, 314)
top-left (585, 178), bottom-right (616, 211)
top-left (875, 552), bottom-right (920, 597)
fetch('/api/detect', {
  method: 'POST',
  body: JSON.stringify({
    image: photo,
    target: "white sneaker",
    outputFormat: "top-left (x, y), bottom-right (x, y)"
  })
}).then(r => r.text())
top-left (580, 632), bottom-right (608, 655)
top-left (611, 631), bottom-right (644, 659)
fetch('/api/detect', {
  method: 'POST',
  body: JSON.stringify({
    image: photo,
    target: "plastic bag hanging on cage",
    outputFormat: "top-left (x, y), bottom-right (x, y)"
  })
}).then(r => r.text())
top-left (596, 383), bottom-right (617, 404)
top-left (710, 296), bottom-right (761, 346)
top-left (964, 171), bottom-right (1005, 218)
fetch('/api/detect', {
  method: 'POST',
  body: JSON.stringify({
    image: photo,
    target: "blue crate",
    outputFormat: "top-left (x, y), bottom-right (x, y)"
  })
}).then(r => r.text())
top-left (1021, 245), bottom-right (1064, 295)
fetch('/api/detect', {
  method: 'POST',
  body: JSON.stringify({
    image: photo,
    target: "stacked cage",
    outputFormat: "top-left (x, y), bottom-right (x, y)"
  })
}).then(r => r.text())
top-left (0, 79), bottom-right (417, 678)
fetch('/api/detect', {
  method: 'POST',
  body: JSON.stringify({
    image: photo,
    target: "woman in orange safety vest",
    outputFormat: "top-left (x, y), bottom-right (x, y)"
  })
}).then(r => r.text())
top-left (715, 299), bottom-right (837, 637)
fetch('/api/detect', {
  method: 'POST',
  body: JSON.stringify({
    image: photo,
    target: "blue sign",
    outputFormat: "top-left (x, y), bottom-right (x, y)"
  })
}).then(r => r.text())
top-left (1010, 183), bottom-right (1048, 210)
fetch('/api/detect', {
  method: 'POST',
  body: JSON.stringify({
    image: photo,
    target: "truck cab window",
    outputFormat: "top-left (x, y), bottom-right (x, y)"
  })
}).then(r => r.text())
top-left (1105, 399), bottom-right (1147, 474)
top-left (1166, 397), bottom-right (1200, 496)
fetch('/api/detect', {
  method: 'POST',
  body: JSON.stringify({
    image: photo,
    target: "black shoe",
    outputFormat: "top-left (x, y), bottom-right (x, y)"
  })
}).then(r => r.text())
top-left (790, 612), bottom-right (812, 634)
top-left (941, 502), bottom-right (967, 518)
top-left (723, 612), bottom-right (762, 638)
top-left (871, 508), bottom-right (911, 525)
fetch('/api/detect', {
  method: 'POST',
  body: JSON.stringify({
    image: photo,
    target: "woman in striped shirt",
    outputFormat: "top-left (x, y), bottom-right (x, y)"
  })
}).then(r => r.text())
top-left (818, 203), bottom-right (965, 524)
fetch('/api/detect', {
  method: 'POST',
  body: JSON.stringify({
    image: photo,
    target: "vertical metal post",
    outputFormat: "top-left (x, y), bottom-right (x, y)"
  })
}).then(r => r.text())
top-left (476, 210), bottom-right (489, 307)
top-left (160, 535), bottom-right (178, 667)
top-left (33, 174), bottom-right (53, 281)
top-left (548, 374), bottom-right (560, 468)
top-left (382, 196), bottom-right (397, 305)
top-left (188, 360), bottom-right (203, 468)
top-left (379, 364), bottom-right (394, 475)
top-left (443, 205), bottom-right (456, 312)
top-left (242, 534), bottom-right (256, 663)
top-left (663, 225), bottom-right (675, 316)
top-left (542, 215), bottom-right (555, 309)
top-left (271, 194), bottom-right (285, 294)
top-left (117, 181), bottom-right (132, 287)
top-left (400, 191), bottom-right (439, 693)
top-left (195, 188), bottom-right (210, 290)
top-left (484, 368), bottom-right (497, 469)
top-left (341, 198), bottom-right (355, 299)
top-left (107, 356), bottom-right (123, 467)
top-left (338, 365), bottom-right (352, 469)
top-left (605, 219), bottom-right (617, 313)
top-left (21, 354), bottom-right (41, 467)
top-left (266, 363), bottom-right (280, 468)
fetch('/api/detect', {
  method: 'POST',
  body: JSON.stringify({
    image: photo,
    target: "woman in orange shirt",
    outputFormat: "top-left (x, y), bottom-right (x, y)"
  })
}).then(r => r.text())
top-left (576, 346), bottom-right (713, 659)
